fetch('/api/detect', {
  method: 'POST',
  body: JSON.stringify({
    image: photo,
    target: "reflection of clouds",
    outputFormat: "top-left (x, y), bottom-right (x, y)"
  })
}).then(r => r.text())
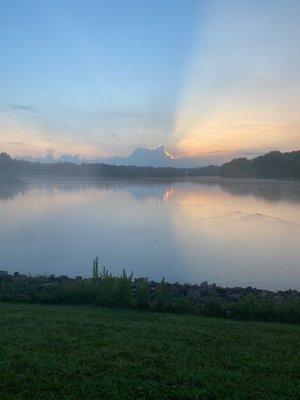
top-left (2, 177), bottom-right (300, 205)
top-left (127, 185), bottom-right (169, 202)
top-left (128, 184), bottom-right (177, 204)
top-left (5, 178), bottom-right (178, 203)
top-left (127, 178), bottom-right (300, 204)
top-left (1, 177), bottom-right (299, 290)
top-left (163, 187), bottom-right (175, 201)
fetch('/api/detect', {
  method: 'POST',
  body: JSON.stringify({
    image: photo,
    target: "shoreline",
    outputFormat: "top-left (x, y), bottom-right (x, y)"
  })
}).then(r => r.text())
top-left (2, 269), bottom-right (299, 296)
top-left (1, 270), bottom-right (299, 324)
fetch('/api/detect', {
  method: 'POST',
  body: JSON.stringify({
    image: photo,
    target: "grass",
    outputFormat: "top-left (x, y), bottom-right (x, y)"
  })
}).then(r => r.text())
top-left (0, 303), bottom-right (299, 399)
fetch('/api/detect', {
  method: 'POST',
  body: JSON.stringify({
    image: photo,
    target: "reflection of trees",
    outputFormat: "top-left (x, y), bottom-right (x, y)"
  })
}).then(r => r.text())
top-left (1, 177), bottom-right (299, 204)
top-left (0, 183), bottom-right (27, 201)
top-left (109, 178), bottom-right (300, 203)
top-left (25, 178), bottom-right (178, 201)
top-left (198, 178), bottom-right (300, 203)
top-left (1, 178), bottom-right (179, 202)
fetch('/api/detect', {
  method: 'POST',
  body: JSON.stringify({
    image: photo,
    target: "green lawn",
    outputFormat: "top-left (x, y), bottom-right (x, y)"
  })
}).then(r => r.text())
top-left (0, 303), bottom-right (299, 400)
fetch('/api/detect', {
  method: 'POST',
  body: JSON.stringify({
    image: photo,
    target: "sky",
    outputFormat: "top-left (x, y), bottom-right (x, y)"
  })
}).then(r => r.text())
top-left (0, 0), bottom-right (299, 161)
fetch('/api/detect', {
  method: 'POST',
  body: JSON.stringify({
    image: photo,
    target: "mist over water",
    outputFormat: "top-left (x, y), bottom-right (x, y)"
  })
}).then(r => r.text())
top-left (0, 178), bottom-right (299, 291)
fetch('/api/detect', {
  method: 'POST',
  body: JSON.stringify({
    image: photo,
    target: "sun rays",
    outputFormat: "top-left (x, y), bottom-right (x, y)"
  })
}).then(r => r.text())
top-left (172, 0), bottom-right (300, 159)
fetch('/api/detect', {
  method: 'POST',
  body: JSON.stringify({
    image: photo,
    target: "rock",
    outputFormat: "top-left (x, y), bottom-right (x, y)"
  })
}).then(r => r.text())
top-left (187, 288), bottom-right (202, 300)
top-left (135, 277), bottom-right (147, 283)
top-left (225, 291), bottom-right (241, 301)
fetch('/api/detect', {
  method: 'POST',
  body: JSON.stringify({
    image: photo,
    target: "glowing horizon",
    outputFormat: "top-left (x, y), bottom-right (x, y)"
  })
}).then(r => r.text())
top-left (172, 0), bottom-right (300, 158)
top-left (0, 1), bottom-right (299, 162)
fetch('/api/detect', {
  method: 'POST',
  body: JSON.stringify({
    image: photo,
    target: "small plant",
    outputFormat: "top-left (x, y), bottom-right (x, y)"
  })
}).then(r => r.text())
top-left (115, 269), bottom-right (133, 307)
top-left (99, 265), bottom-right (111, 278)
top-left (92, 257), bottom-right (99, 279)
top-left (203, 295), bottom-right (224, 317)
top-left (0, 271), bottom-right (299, 323)
top-left (136, 279), bottom-right (149, 309)
top-left (155, 277), bottom-right (172, 311)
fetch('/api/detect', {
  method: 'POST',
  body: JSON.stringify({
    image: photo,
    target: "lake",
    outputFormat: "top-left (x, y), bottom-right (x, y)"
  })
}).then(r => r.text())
top-left (0, 177), bottom-right (299, 291)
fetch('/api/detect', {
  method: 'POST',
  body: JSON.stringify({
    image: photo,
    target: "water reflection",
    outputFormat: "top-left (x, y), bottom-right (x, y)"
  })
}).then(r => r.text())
top-left (1, 177), bottom-right (300, 203)
top-left (201, 178), bottom-right (300, 203)
top-left (0, 183), bottom-right (27, 201)
top-left (0, 177), bottom-right (299, 290)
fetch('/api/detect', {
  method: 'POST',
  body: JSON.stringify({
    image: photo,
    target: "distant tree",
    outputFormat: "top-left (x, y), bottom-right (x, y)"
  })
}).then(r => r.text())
top-left (220, 151), bottom-right (300, 179)
top-left (1, 150), bottom-right (299, 180)
top-left (0, 153), bottom-right (17, 182)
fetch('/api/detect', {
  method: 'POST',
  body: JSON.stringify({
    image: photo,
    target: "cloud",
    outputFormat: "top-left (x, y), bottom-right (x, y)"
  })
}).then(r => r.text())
top-left (10, 104), bottom-right (35, 112)
top-left (240, 151), bottom-right (264, 157)
top-left (5, 141), bottom-right (25, 146)
top-left (207, 150), bottom-right (224, 154)
top-left (172, 1), bottom-right (300, 157)
top-left (45, 147), bottom-right (55, 155)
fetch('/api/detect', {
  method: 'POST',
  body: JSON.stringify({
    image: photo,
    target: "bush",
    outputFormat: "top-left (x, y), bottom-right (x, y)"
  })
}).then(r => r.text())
top-left (0, 271), bottom-right (299, 324)
top-left (229, 294), bottom-right (300, 323)
top-left (203, 295), bottom-right (225, 317)
top-left (154, 278), bottom-right (172, 311)
top-left (136, 279), bottom-right (149, 309)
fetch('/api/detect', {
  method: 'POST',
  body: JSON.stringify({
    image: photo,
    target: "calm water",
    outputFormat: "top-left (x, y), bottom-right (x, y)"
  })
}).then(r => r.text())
top-left (1, 177), bottom-right (300, 291)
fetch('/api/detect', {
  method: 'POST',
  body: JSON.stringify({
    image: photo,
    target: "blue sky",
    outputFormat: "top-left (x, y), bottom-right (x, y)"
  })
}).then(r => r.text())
top-left (0, 0), bottom-right (299, 160)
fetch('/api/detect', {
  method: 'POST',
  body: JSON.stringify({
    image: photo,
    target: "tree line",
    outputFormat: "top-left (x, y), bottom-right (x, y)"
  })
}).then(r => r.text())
top-left (1, 150), bottom-right (299, 181)
top-left (0, 152), bottom-right (218, 180)
top-left (220, 150), bottom-right (300, 179)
